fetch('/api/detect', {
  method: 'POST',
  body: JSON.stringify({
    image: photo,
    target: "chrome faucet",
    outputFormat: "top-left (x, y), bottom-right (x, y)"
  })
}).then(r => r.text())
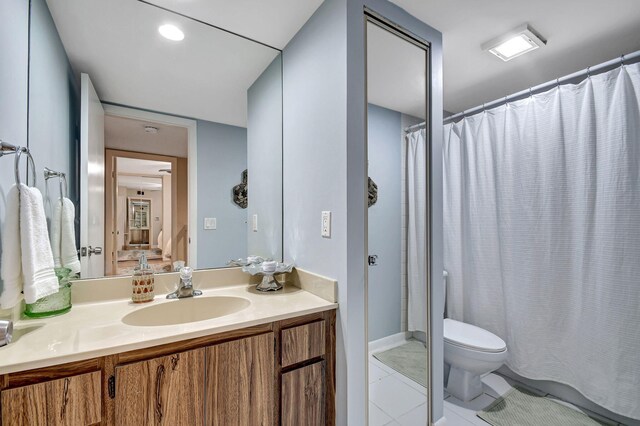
top-left (167, 266), bottom-right (202, 299)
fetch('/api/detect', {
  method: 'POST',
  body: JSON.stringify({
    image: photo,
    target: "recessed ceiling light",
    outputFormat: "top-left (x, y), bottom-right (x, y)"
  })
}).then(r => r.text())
top-left (482, 24), bottom-right (546, 62)
top-left (158, 24), bottom-right (184, 41)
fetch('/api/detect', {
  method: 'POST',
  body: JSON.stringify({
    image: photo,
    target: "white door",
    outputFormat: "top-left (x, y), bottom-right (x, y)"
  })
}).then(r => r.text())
top-left (79, 73), bottom-right (105, 278)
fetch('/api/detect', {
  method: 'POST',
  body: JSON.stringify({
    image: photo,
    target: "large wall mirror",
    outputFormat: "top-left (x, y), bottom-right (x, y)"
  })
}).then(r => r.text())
top-left (365, 15), bottom-right (432, 425)
top-left (29, 0), bottom-right (283, 279)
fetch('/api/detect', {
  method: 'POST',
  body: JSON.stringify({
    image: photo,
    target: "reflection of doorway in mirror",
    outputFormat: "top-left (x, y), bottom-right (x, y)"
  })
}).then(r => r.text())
top-left (104, 114), bottom-right (190, 276)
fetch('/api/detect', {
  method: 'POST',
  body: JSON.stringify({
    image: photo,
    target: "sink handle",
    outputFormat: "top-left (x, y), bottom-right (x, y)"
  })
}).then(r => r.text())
top-left (180, 267), bottom-right (193, 281)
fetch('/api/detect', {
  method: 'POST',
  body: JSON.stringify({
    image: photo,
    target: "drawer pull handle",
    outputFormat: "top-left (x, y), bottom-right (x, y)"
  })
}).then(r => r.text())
top-left (155, 364), bottom-right (165, 423)
top-left (60, 377), bottom-right (70, 420)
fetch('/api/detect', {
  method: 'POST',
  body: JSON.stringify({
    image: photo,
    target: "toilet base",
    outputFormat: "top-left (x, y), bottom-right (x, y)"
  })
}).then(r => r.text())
top-left (446, 366), bottom-right (484, 402)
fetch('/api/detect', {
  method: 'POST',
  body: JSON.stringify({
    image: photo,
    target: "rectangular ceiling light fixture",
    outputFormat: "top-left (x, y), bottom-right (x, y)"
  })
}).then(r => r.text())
top-left (482, 24), bottom-right (546, 61)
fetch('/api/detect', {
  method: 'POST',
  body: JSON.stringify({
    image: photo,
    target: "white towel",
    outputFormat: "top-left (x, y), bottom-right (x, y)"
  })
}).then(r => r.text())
top-left (0, 185), bottom-right (23, 309)
top-left (51, 197), bottom-right (80, 275)
top-left (0, 184), bottom-right (59, 308)
top-left (51, 199), bottom-right (63, 269)
top-left (20, 185), bottom-right (59, 303)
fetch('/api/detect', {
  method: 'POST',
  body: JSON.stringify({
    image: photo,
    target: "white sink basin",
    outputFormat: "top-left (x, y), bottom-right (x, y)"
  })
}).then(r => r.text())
top-left (122, 296), bottom-right (251, 326)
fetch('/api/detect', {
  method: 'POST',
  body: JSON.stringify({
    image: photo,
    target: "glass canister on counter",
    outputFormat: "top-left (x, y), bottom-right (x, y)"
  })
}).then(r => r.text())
top-left (24, 267), bottom-right (76, 318)
top-left (132, 253), bottom-right (155, 303)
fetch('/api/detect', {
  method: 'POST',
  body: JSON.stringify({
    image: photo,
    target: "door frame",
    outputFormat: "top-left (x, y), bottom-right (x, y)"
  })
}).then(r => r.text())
top-left (102, 104), bottom-right (198, 269)
top-left (105, 149), bottom-right (179, 275)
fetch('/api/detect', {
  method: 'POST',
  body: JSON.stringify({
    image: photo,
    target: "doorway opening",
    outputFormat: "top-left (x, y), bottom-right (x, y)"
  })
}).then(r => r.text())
top-left (104, 112), bottom-right (191, 276)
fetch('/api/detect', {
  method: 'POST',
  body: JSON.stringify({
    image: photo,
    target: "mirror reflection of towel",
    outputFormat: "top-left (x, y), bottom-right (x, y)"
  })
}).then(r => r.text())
top-left (51, 197), bottom-right (81, 275)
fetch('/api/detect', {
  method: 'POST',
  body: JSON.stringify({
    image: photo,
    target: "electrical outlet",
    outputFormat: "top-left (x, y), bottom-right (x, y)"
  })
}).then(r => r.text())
top-left (204, 217), bottom-right (216, 230)
top-left (321, 211), bottom-right (331, 238)
top-left (252, 214), bottom-right (258, 232)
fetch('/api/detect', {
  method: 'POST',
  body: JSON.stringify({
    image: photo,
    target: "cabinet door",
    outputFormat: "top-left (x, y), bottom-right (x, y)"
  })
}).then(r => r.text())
top-left (1, 371), bottom-right (101, 426)
top-left (114, 348), bottom-right (205, 425)
top-left (281, 361), bottom-right (325, 426)
top-left (205, 332), bottom-right (274, 426)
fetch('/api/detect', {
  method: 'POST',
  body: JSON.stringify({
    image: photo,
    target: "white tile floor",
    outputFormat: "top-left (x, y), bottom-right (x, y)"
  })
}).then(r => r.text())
top-left (369, 352), bottom-right (624, 426)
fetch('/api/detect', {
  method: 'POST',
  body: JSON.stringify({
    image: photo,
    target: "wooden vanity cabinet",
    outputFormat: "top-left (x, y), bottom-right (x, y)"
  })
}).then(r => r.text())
top-left (281, 361), bottom-right (325, 426)
top-left (0, 371), bottom-right (101, 426)
top-left (0, 310), bottom-right (335, 426)
top-left (206, 332), bottom-right (274, 425)
top-left (276, 315), bottom-right (335, 426)
top-left (114, 348), bottom-right (205, 425)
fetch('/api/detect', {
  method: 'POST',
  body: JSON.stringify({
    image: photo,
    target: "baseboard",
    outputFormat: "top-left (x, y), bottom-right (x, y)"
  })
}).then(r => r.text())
top-left (433, 415), bottom-right (448, 426)
top-left (411, 330), bottom-right (427, 343)
top-left (368, 331), bottom-right (411, 353)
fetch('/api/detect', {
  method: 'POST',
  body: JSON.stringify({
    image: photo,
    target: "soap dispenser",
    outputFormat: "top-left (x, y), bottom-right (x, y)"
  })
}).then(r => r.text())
top-left (132, 253), bottom-right (155, 303)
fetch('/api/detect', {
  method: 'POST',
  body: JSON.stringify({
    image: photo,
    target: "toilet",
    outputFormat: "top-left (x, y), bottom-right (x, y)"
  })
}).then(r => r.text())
top-left (442, 272), bottom-right (508, 401)
top-left (444, 319), bottom-right (508, 401)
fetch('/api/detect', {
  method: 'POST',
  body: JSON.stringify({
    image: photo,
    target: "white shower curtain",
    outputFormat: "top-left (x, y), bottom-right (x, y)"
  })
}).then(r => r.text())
top-left (407, 128), bottom-right (427, 333)
top-left (444, 63), bottom-right (640, 420)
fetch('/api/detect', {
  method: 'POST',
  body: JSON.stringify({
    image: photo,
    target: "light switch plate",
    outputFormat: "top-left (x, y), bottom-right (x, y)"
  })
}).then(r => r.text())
top-left (204, 217), bottom-right (216, 230)
top-left (252, 214), bottom-right (258, 232)
top-left (321, 211), bottom-right (331, 238)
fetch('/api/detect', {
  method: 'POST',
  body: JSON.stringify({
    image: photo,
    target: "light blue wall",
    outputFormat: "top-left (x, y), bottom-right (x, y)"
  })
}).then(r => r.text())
top-left (282, 0), bottom-right (349, 422)
top-left (0, 0), bottom-right (29, 315)
top-left (1, 0), bottom-right (78, 310)
top-left (29, 0), bottom-right (79, 222)
top-left (247, 56), bottom-right (283, 261)
top-left (367, 104), bottom-right (402, 342)
top-left (196, 121), bottom-right (247, 269)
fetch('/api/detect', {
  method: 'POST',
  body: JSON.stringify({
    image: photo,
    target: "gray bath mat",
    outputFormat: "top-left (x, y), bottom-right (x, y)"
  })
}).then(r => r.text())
top-left (372, 340), bottom-right (427, 388)
top-left (478, 386), bottom-right (614, 426)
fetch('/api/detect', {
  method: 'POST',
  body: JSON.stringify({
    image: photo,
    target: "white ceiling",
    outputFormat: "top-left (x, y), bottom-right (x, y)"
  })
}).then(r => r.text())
top-left (367, 23), bottom-right (426, 119)
top-left (118, 175), bottom-right (163, 191)
top-left (117, 157), bottom-right (171, 176)
top-left (146, 0), bottom-right (324, 49)
top-left (391, 0), bottom-right (640, 113)
top-left (117, 158), bottom-right (170, 190)
top-left (46, 0), bottom-right (285, 126)
top-left (47, 0), bottom-right (640, 121)
top-left (104, 115), bottom-right (188, 158)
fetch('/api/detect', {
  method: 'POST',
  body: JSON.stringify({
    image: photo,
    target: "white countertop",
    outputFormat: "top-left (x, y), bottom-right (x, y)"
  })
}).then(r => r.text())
top-left (0, 281), bottom-right (337, 375)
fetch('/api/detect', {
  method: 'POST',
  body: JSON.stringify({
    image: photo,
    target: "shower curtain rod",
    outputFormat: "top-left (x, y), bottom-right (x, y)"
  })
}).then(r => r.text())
top-left (444, 49), bottom-right (640, 124)
top-left (404, 122), bottom-right (426, 132)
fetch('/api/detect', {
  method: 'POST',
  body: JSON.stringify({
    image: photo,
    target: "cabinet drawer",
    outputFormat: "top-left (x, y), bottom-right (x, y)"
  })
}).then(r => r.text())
top-left (281, 320), bottom-right (325, 367)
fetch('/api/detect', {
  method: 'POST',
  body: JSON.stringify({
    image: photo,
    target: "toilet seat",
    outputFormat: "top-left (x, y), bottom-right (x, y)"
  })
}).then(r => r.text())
top-left (444, 319), bottom-right (506, 353)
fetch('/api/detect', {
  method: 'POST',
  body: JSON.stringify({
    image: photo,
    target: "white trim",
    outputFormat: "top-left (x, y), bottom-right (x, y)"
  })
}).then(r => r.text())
top-left (368, 331), bottom-right (411, 353)
top-left (102, 104), bottom-right (198, 268)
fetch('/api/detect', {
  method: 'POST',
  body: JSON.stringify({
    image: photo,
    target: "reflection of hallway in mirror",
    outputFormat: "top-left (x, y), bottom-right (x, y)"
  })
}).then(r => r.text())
top-left (114, 157), bottom-right (171, 275)
top-left (104, 114), bottom-right (189, 276)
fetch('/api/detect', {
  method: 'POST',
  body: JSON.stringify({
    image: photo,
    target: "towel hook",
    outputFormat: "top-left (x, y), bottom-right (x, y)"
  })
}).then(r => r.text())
top-left (15, 147), bottom-right (36, 188)
top-left (620, 54), bottom-right (626, 66)
top-left (587, 66), bottom-right (591, 78)
top-left (44, 167), bottom-right (68, 199)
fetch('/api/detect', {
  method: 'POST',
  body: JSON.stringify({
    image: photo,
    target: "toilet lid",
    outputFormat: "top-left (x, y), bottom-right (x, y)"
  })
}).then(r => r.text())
top-left (444, 319), bottom-right (506, 353)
